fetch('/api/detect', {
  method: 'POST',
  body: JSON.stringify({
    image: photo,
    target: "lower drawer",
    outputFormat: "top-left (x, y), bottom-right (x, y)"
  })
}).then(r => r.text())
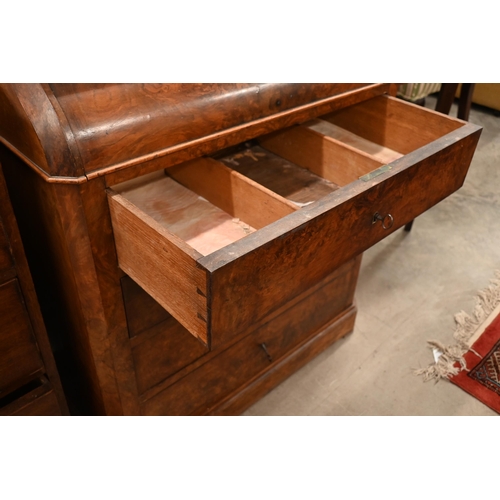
top-left (140, 256), bottom-right (360, 415)
top-left (0, 279), bottom-right (44, 394)
top-left (0, 218), bottom-right (13, 279)
top-left (108, 95), bottom-right (482, 349)
top-left (0, 378), bottom-right (61, 416)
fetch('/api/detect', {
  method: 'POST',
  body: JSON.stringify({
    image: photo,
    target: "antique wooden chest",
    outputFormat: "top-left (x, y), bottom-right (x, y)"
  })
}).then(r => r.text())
top-left (0, 162), bottom-right (68, 415)
top-left (0, 84), bottom-right (482, 415)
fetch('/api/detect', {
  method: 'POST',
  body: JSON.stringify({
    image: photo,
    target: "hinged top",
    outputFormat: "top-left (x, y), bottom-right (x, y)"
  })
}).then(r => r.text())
top-left (0, 83), bottom-right (390, 181)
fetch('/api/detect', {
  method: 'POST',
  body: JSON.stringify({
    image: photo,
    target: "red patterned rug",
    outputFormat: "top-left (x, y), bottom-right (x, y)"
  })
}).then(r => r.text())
top-left (416, 271), bottom-right (500, 414)
top-left (450, 310), bottom-right (500, 413)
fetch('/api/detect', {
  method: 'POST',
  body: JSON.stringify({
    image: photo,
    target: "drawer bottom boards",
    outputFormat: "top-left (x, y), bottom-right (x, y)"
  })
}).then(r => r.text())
top-left (135, 256), bottom-right (361, 415)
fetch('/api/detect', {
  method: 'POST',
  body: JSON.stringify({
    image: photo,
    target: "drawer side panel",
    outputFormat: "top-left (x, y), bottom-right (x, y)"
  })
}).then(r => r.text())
top-left (108, 191), bottom-right (209, 346)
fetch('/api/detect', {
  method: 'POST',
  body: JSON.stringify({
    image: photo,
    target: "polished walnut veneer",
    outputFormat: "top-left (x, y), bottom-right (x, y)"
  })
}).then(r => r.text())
top-left (0, 163), bottom-right (68, 416)
top-left (0, 84), bottom-right (481, 415)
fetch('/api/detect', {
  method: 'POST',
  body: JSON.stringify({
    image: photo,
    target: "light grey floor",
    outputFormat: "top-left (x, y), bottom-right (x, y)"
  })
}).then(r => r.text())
top-left (244, 95), bottom-right (500, 416)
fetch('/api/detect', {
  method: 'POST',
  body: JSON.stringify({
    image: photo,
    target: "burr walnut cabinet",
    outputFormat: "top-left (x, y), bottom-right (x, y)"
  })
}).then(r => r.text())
top-left (0, 162), bottom-right (68, 415)
top-left (0, 84), bottom-right (481, 415)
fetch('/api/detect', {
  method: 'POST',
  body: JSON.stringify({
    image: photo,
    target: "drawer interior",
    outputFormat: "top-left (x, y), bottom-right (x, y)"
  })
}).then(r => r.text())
top-left (258, 94), bottom-right (464, 187)
top-left (108, 94), bottom-right (478, 346)
top-left (111, 137), bottom-right (381, 258)
top-left (111, 95), bottom-right (465, 259)
top-left (112, 156), bottom-right (301, 257)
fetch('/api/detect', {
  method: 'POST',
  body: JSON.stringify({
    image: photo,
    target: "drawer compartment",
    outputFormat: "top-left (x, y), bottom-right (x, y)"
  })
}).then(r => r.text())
top-left (108, 95), bottom-right (481, 348)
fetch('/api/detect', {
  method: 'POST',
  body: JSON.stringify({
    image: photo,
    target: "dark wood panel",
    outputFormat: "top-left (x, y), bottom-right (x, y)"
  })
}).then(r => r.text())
top-left (208, 305), bottom-right (357, 416)
top-left (10, 389), bottom-right (61, 416)
top-left (0, 159), bottom-right (68, 413)
top-left (132, 315), bottom-right (209, 395)
top-left (121, 275), bottom-right (171, 338)
top-left (0, 379), bottom-right (61, 416)
top-left (0, 218), bottom-right (13, 276)
top-left (49, 84), bottom-right (369, 173)
top-left (218, 145), bottom-right (340, 204)
top-left (204, 123), bottom-right (481, 348)
top-left (79, 177), bottom-right (141, 415)
top-left (0, 85), bottom-right (52, 174)
top-left (0, 279), bottom-right (43, 393)
top-left (123, 272), bottom-right (208, 395)
top-left (102, 85), bottom-right (391, 186)
top-left (138, 257), bottom-right (361, 405)
top-left (142, 256), bottom-right (360, 415)
top-left (0, 84), bottom-right (83, 177)
top-left (0, 149), bottom-right (118, 415)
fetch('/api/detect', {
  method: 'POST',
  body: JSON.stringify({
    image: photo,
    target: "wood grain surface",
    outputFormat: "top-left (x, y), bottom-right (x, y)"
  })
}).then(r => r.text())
top-left (218, 145), bottom-right (340, 204)
top-left (0, 84), bottom-right (482, 416)
top-left (118, 172), bottom-right (257, 256)
top-left (142, 257), bottom-right (360, 415)
top-left (0, 279), bottom-right (44, 393)
top-left (0, 159), bottom-right (69, 414)
top-left (108, 189), bottom-right (209, 345)
top-left (322, 95), bottom-right (464, 154)
top-left (168, 156), bottom-right (298, 228)
top-left (0, 378), bottom-right (61, 416)
top-left (203, 123), bottom-right (482, 348)
top-left (0, 218), bottom-right (14, 279)
top-left (259, 125), bottom-right (383, 187)
top-left (305, 119), bottom-right (403, 164)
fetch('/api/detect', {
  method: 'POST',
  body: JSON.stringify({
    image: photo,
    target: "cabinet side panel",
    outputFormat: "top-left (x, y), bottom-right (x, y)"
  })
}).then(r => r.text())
top-left (0, 146), bottom-right (121, 415)
top-left (79, 178), bottom-right (141, 415)
top-left (0, 279), bottom-right (44, 392)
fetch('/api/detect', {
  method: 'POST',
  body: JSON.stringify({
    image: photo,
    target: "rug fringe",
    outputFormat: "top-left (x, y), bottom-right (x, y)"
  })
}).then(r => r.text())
top-left (415, 270), bottom-right (500, 382)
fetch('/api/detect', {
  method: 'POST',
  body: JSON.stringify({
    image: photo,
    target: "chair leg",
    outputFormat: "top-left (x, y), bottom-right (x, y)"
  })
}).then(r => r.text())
top-left (457, 83), bottom-right (475, 121)
top-left (404, 220), bottom-right (414, 232)
top-left (406, 83), bottom-right (469, 233)
top-left (435, 83), bottom-right (459, 115)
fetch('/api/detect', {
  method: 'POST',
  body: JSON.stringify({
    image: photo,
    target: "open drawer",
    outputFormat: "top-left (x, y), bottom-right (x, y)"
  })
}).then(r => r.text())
top-left (107, 95), bottom-right (481, 348)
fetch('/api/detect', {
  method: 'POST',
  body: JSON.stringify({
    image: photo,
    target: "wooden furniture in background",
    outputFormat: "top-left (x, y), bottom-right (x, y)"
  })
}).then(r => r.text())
top-left (436, 83), bottom-right (476, 121)
top-left (0, 84), bottom-right (482, 415)
top-left (0, 163), bottom-right (68, 416)
top-left (457, 83), bottom-right (500, 113)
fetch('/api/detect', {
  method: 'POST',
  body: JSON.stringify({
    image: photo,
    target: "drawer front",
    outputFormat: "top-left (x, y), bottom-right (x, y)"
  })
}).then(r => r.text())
top-left (141, 258), bottom-right (360, 415)
top-left (109, 95), bottom-right (481, 348)
top-left (8, 389), bottom-right (61, 416)
top-left (0, 279), bottom-right (44, 393)
top-left (0, 219), bottom-right (14, 278)
top-left (205, 123), bottom-right (481, 346)
top-left (132, 316), bottom-right (209, 395)
top-left (0, 379), bottom-right (61, 416)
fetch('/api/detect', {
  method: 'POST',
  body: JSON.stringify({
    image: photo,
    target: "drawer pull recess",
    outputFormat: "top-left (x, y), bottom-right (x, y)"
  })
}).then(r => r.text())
top-left (372, 212), bottom-right (394, 230)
